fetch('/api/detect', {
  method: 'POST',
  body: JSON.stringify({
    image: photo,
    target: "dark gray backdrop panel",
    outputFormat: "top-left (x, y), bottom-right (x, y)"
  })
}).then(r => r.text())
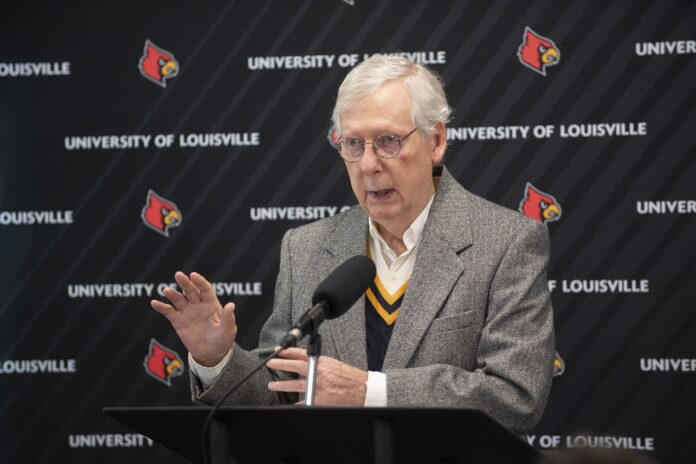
top-left (0, 1), bottom-right (694, 462)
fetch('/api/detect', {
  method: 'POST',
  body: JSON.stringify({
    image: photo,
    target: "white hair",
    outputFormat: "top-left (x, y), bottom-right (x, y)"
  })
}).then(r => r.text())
top-left (331, 54), bottom-right (452, 137)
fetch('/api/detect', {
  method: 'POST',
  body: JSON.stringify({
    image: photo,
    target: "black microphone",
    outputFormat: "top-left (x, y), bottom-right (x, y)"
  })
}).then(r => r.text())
top-left (279, 255), bottom-right (376, 349)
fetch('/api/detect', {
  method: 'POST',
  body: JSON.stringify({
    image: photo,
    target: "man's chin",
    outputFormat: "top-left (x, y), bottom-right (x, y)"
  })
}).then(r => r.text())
top-left (364, 204), bottom-right (400, 223)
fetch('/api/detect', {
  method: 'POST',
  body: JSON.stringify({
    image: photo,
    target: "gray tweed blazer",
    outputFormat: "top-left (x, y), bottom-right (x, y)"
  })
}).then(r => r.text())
top-left (192, 165), bottom-right (555, 434)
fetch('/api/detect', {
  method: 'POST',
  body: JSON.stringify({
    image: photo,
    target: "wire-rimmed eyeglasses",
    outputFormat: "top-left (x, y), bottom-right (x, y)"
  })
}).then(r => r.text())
top-left (334, 127), bottom-right (418, 162)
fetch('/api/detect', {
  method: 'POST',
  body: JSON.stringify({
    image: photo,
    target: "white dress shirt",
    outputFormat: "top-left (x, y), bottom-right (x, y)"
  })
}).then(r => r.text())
top-left (189, 195), bottom-right (435, 407)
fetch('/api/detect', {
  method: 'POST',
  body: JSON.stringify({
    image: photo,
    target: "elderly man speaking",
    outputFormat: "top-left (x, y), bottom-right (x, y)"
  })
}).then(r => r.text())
top-left (151, 55), bottom-right (555, 434)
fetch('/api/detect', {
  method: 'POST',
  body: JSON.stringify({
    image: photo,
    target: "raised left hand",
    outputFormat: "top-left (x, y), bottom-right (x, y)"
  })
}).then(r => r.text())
top-left (266, 348), bottom-right (368, 406)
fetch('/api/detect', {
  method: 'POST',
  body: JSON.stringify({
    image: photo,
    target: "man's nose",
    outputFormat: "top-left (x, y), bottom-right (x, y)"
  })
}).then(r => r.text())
top-left (359, 143), bottom-right (382, 173)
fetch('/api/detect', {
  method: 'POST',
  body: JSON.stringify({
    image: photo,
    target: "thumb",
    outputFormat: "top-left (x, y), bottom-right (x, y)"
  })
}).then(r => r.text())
top-left (221, 302), bottom-right (236, 326)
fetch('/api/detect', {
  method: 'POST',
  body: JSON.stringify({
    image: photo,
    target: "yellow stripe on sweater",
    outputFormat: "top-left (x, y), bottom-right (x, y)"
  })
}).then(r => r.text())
top-left (373, 274), bottom-right (409, 305)
top-left (366, 287), bottom-right (400, 326)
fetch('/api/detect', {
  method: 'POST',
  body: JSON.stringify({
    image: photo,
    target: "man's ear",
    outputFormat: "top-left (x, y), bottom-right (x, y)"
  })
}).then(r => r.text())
top-left (431, 121), bottom-right (447, 165)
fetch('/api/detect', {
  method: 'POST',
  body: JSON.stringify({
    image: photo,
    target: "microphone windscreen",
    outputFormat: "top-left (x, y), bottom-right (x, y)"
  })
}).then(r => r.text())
top-left (311, 255), bottom-right (376, 319)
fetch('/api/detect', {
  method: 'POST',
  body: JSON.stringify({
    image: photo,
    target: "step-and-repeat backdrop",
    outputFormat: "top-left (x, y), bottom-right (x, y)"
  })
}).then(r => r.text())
top-left (1, 1), bottom-right (694, 462)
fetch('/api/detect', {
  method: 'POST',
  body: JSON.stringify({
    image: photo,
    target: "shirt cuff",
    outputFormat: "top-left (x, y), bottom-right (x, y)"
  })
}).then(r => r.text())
top-left (188, 347), bottom-right (234, 389)
top-left (364, 371), bottom-right (387, 407)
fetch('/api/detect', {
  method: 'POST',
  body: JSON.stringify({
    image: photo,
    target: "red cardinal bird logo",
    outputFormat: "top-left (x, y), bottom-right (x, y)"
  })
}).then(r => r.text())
top-left (138, 39), bottom-right (179, 87)
top-left (141, 190), bottom-right (182, 237)
top-left (327, 126), bottom-right (339, 148)
top-left (519, 183), bottom-right (562, 224)
top-left (144, 338), bottom-right (184, 386)
top-left (553, 351), bottom-right (565, 377)
top-left (517, 27), bottom-right (560, 76)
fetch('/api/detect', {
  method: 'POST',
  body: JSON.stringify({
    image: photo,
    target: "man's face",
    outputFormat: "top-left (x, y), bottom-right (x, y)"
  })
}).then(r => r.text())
top-left (339, 80), bottom-right (446, 233)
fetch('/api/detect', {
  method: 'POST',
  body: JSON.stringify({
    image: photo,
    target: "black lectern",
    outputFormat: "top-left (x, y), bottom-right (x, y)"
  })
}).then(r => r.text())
top-left (104, 406), bottom-right (539, 464)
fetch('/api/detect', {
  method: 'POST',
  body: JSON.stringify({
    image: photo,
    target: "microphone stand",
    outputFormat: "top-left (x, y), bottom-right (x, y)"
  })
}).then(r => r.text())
top-left (304, 329), bottom-right (322, 406)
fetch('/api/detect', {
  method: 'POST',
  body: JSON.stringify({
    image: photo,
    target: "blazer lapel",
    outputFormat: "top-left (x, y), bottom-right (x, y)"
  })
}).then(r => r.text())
top-left (322, 208), bottom-right (370, 370)
top-left (382, 167), bottom-right (474, 370)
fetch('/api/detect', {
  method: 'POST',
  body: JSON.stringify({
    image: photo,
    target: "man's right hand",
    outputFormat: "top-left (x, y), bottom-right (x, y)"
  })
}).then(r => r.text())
top-left (150, 271), bottom-right (237, 367)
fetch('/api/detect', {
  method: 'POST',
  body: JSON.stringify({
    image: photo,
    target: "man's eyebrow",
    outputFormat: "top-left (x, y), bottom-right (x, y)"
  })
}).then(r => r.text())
top-left (339, 132), bottom-right (364, 140)
top-left (342, 128), bottom-right (402, 138)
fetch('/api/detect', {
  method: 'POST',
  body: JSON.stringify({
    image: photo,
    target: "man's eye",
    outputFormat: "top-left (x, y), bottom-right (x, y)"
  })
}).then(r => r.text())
top-left (379, 135), bottom-right (399, 145)
top-left (346, 139), bottom-right (363, 148)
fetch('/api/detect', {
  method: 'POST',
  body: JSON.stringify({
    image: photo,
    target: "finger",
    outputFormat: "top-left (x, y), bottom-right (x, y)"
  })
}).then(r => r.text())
top-left (266, 358), bottom-right (308, 377)
top-left (277, 347), bottom-right (308, 361)
top-left (162, 287), bottom-right (189, 311)
top-left (150, 300), bottom-right (176, 319)
top-left (175, 271), bottom-right (202, 304)
top-left (190, 272), bottom-right (218, 304)
top-left (268, 379), bottom-right (306, 393)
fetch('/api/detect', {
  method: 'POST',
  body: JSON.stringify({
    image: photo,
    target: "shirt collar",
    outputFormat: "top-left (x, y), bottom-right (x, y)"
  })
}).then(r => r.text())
top-left (368, 195), bottom-right (435, 256)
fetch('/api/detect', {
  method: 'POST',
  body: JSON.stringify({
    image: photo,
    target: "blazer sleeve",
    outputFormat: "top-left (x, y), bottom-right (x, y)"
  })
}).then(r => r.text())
top-left (384, 219), bottom-right (555, 435)
top-left (190, 229), bottom-right (300, 406)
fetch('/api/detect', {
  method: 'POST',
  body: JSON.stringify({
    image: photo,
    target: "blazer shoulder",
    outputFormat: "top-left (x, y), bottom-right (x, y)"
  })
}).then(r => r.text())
top-left (457, 186), bottom-right (548, 247)
top-left (468, 189), bottom-right (538, 227)
top-left (282, 205), bottom-right (364, 253)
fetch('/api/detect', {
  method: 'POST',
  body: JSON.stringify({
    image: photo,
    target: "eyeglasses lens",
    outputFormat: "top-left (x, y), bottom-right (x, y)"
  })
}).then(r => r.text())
top-left (337, 133), bottom-right (407, 161)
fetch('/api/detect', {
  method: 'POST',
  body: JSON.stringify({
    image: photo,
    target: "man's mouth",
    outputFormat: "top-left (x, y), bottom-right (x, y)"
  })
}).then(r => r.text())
top-left (368, 188), bottom-right (395, 200)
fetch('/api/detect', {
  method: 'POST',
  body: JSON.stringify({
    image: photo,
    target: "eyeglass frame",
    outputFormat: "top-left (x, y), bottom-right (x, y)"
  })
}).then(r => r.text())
top-left (333, 127), bottom-right (419, 162)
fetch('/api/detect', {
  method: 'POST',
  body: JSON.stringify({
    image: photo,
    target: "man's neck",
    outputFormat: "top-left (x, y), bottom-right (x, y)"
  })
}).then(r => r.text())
top-left (373, 197), bottom-right (434, 256)
top-left (375, 222), bottom-right (408, 256)
top-left (372, 170), bottom-right (441, 256)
